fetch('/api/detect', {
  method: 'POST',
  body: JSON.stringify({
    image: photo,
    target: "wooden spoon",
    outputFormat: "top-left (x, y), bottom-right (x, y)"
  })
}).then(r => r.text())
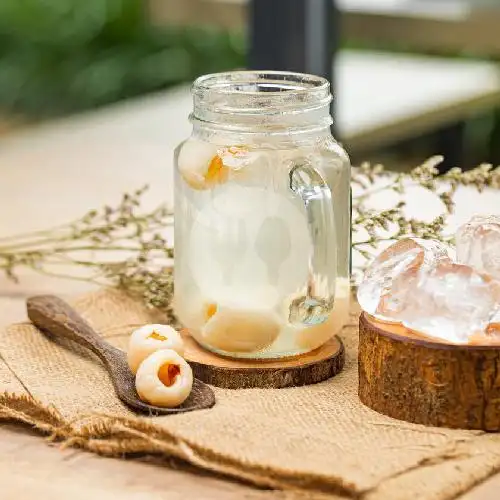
top-left (26, 295), bottom-right (216, 416)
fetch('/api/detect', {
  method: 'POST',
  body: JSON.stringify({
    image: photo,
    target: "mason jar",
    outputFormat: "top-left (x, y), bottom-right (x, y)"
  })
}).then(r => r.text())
top-left (173, 71), bottom-right (350, 359)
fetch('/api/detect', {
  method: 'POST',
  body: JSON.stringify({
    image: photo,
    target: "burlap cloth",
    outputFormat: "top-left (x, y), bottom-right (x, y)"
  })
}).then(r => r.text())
top-left (1, 288), bottom-right (500, 499)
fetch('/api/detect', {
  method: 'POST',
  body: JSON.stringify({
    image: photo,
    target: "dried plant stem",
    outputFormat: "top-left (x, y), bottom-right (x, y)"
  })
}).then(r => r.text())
top-left (0, 186), bottom-right (175, 321)
top-left (0, 157), bottom-right (499, 312)
top-left (351, 156), bottom-right (499, 272)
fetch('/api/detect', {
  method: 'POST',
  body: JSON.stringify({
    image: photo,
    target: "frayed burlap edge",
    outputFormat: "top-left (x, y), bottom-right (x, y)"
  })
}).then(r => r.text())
top-left (3, 391), bottom-right (500, 500)
top-left (0, 391), bottom-right (355, 498)
top-left (3, 287), bottom-right (500, 500)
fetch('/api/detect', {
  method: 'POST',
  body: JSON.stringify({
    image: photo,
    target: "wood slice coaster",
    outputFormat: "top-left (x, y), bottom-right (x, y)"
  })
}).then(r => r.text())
top-left (358, 312), bottom-right (500, 430)
top-left (181, 331), bottom-right (345, 389)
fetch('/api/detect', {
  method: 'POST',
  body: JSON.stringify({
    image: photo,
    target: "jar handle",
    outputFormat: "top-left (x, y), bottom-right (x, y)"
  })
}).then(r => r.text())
top-left (288, 161), bottom-right (337, 325)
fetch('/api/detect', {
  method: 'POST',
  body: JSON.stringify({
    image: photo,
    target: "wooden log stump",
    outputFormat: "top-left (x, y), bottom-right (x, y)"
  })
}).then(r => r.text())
top-left (358, 312), bottom-right (500, 430)
top-left (181, 331), bottom-right (345, 389)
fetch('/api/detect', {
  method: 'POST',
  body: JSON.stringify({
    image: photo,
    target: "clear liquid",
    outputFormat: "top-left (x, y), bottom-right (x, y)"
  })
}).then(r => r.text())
top-left (174, 137), bottom-right (351, 358)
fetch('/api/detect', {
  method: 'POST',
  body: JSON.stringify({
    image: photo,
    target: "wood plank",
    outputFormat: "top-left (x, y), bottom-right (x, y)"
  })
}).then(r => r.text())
top-left (154, 0), bottom-right (500, 56)
top-left (0, 424), bottom-right (290, 500)
top-left (342, 9), bottom-right (500, 56)
top-left (334, 51), bottom-right (500, 152)
top-left (148, 0), bottom-right (246, 29)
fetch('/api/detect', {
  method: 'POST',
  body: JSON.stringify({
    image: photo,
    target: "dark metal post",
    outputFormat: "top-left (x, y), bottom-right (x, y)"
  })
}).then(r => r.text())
top-left (249, 0), bottom-right (338, 135)
top-left (435, 122), bottom-right (467, 172)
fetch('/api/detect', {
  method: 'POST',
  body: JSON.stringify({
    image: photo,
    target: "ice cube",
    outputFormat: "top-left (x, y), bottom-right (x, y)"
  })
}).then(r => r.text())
top-left (487, 309), bottom-right (500, 337)
top-left (456, 214), bottom-right (500, 280)
top-left (357, 238), bottom-right (451, 323)
top-left (401, 262), bottom-right (500, 344)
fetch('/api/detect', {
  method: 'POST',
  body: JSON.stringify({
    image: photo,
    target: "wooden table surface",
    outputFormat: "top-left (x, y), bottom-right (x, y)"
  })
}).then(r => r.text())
top-left (1, 87), bottom-right (500, 499)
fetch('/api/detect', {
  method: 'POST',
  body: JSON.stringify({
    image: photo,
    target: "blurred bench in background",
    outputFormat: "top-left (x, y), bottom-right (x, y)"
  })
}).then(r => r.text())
top-left (1, 50), bottom-right (499, 165)
top-left (150, 0), bottom-right (500, 56)
top-left (149, 0), bottom-right (500, 168)
top-left (332, 51), bottom-right (500, 158)
top-left (2, 0), bottom-right (499, 169)
top-left (339, 0), bottom-right (500, 56)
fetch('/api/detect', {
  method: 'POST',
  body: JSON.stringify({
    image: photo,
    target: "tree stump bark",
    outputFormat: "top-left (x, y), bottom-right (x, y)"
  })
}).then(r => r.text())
top-left (358, 312), bottom-right (500, 430)
top-left (181, 331), bottom-right (344, 389)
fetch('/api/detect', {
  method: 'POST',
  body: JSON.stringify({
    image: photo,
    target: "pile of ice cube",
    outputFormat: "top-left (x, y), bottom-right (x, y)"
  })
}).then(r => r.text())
top-left (357, 215), bottom-right (500, 344)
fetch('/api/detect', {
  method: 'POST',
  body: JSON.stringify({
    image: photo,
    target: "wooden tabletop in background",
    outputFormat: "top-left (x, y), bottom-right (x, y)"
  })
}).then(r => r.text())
top-left (1, 85), bottom-right (500, 499)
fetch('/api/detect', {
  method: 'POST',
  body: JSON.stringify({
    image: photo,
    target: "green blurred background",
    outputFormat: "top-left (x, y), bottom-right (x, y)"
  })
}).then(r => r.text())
top-left (0, 0), bottom-right (499, 166)
top-left (0, 0), bottom-right (245, 119)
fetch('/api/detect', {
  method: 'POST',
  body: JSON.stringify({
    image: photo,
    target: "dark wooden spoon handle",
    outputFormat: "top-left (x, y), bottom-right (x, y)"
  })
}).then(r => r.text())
top-left (27, 295), bottom-right (113, 364)
top-left (26, 294), bottom-right (216, 415)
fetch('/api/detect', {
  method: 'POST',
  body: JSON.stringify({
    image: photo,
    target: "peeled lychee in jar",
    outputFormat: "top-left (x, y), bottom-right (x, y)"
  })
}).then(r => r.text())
top-left (127, 324), bottom-right (184, 374)
top-left (177, 140), bottom-right (228, 190)
top-left (135, 349), bottom-right (193, 407)
top-left (201, 303), bottom-right (281, 353)
top-left (172, 287), bottom-right (208, 333)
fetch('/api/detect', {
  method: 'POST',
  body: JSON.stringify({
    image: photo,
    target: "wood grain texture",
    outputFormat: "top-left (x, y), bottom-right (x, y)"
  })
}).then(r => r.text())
top-left (26, 295), bottom-right (215, 415)
top-left (358, 312), bottom-right (500, 430)
top-left (182, 331), bottom-right (345, 389)
top-left (0, 425), bottom-right (291, 500)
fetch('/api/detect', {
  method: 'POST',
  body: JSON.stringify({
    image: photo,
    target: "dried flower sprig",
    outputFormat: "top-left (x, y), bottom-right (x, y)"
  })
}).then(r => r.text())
top-left (1, 157), bottom-right (500, 312)
top-left (351, 156), bottom-right (500, 280)
top-left (0, 186), bottom-right (176, 321)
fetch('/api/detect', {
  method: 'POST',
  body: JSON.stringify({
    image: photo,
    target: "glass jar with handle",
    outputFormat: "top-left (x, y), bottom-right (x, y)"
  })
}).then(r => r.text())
top-left (174, 71), bottom-right (350, 359)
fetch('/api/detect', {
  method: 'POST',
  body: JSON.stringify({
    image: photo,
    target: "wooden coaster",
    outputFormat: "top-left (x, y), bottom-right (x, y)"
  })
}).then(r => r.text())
top-left (181, 332), bottom-right (345, 389)
top-left (358, 312), bottom-right (500, 430)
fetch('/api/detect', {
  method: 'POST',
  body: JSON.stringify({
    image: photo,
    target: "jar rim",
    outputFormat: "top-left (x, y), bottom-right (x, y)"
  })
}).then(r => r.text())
top-left (191, 70), bottom-right (332, 134)
top-left (193, 70), bottom-right (330, 96)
